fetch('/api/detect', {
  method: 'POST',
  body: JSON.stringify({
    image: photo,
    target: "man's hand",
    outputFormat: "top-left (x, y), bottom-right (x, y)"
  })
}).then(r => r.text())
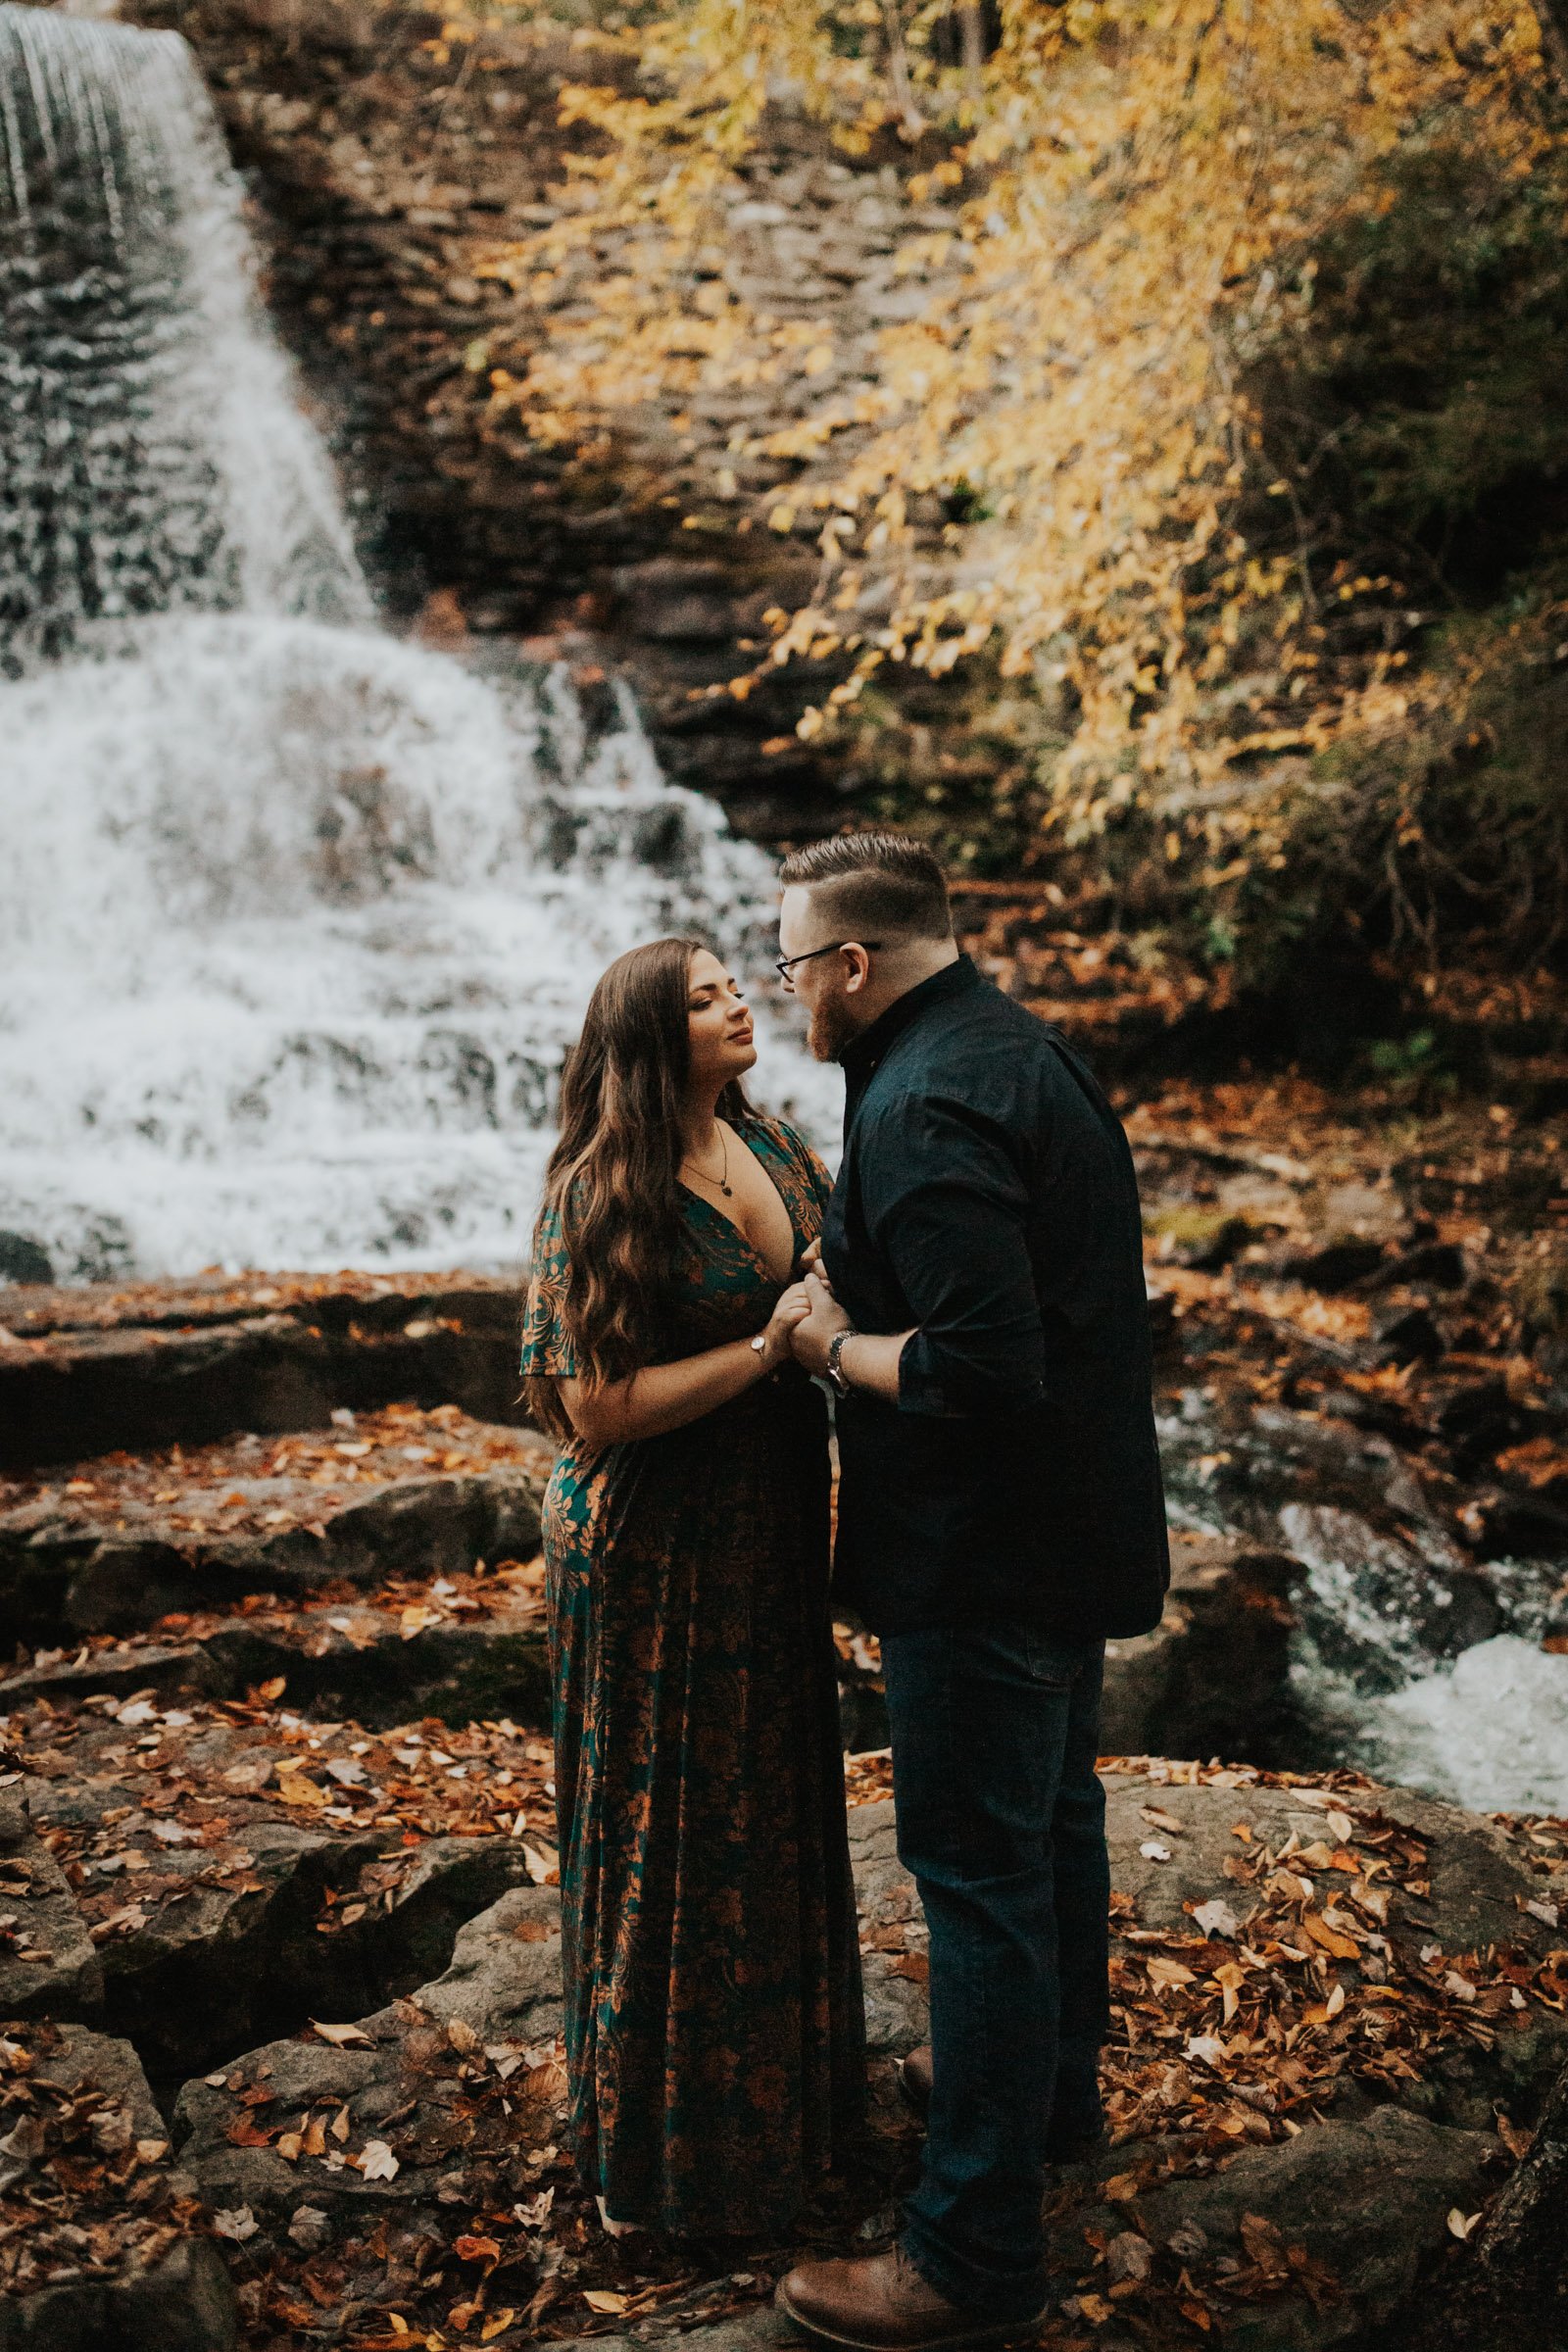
top-left (800, 1236), bottom-right (831, 1288)
top-left (790, 1270), bottom-right (850, 1377)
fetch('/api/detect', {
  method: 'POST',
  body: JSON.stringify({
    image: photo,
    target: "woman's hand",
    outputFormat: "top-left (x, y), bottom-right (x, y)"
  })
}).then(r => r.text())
top-left (756, 1281), bottom-right (811, 1373)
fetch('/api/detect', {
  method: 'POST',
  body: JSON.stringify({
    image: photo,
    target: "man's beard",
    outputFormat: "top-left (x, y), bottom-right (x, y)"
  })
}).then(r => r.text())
top-left (808, 989), bottom-right (861, 1063)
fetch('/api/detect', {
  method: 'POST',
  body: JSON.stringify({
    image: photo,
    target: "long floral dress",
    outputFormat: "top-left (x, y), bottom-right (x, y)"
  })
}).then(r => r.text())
top-left (518, 1111), bottom-right (865, 2235)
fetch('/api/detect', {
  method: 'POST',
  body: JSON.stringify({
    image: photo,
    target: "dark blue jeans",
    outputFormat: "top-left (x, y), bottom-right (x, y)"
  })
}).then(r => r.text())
top-left (880, 1621), bottom-right (1109, 2319)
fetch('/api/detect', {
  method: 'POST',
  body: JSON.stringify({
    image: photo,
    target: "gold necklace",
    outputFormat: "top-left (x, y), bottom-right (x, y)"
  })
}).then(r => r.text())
top-left (682, 1124), bottom-right (734, 1199)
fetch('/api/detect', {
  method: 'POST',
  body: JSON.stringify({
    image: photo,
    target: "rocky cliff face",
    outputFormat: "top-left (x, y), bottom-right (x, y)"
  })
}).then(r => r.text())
top-left (119, 0), bottom-right (992, 842)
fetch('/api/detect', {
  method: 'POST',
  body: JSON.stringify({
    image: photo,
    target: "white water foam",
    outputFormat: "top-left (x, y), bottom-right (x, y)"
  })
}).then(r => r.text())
top-left (0, 9), bottom-right (837, 1279)
top-left (0, 613), bottom-right (837, 1277)
top-left (1361, 1636), bottom-right (1568, 1816)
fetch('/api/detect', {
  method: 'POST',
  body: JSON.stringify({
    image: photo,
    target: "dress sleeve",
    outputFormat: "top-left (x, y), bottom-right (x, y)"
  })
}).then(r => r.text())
top-left (519, 1200), bottom-right (579, 1379)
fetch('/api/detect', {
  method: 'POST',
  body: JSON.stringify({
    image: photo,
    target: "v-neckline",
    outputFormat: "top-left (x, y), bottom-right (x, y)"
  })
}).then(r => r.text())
top-left (680, 1120), bottom-right (799, 1282)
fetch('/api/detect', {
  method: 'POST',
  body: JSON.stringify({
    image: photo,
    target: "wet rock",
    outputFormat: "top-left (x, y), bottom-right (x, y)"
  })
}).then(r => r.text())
top-left (1369, 1241), bottom-right (1469, 1294)
top-left (0, 1793), bottom-right (101, 2026)
top-left (0, 1233), bottom-right (52, 1287)
top-left (1279, 1504), bottom-right (1502, 1691)
top-left (1285, 1237), bottom-right (1387, 1294)
top-left (0, 2020), bottom-right (237, 2351)
top-left (1463, 1486), bottom-right (1568, 1559)
top-left (1372, 1301), bottom-right (1445, 1365)
top-left (1100, 1538), bottom-right (1301, 1766)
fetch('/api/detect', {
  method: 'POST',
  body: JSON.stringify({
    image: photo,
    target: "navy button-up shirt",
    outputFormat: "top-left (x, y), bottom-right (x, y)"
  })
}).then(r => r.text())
top-left (821, 956), bottom-right (1169, 1639)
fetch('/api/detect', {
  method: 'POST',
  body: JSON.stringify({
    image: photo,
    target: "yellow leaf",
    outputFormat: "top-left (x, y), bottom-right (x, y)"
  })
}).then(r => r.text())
top-left (276, 1770), bottom-right (327, 1809)
top-left (482, 2317), bottom-right (516, 2343)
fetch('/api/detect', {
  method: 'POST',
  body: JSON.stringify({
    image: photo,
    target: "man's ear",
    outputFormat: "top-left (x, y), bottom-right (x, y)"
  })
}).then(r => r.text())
top-left (843, 945), bottom-right (873, 994)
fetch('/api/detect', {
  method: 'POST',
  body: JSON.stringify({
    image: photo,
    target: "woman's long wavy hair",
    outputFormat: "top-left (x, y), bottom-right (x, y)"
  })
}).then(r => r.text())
top-left (523, 937), bottom-right (753, 1439)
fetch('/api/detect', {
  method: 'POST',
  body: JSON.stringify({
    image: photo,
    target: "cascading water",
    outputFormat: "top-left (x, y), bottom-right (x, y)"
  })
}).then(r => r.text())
top-left (0, 5), bottom-right (836, 1281)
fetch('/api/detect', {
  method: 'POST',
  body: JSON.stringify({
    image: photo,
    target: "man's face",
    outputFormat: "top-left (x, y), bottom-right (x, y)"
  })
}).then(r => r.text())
top-left (778, 883), bottom-right (864, 1064)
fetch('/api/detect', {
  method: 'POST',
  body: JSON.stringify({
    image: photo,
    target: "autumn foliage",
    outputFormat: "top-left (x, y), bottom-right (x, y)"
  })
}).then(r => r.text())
top-left (454, 0), bottom-right (1568, 967)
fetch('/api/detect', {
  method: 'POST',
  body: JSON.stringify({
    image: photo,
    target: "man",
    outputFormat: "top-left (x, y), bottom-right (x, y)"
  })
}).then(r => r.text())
top-left (773, 833), bottom-right (1169, 2351)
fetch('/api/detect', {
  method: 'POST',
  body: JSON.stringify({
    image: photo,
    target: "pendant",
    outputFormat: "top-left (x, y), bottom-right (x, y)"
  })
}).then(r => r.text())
top-left (721, 1183), bottom-right (734, 1197)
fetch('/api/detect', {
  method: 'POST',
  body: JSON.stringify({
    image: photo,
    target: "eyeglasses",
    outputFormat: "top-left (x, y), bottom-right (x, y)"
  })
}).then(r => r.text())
top-left (774, 939), bottom-right (883, 986)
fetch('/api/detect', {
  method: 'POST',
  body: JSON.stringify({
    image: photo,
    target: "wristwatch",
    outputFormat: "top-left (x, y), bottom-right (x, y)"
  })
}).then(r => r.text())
top-left (825, 1328), bottom-right (858, 1396)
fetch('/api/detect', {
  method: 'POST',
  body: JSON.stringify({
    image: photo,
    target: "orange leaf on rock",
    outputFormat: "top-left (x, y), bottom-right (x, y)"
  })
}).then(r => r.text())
top-left (455, 2234), bottom-right (502, 2268)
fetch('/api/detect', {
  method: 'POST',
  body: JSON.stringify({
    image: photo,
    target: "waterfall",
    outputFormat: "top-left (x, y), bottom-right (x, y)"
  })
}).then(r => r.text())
top-left (0, 5), bottom-right (835, 1281)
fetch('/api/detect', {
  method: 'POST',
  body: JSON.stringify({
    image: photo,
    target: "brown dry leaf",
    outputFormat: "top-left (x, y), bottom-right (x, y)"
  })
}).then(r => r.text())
top-left (312, 2020), bottom-right (372, 2048)
top-left (1147, 1955), bottom-right (1197, 1991)
top-left (447, 2017), bottom-right (481, 2054)
top-left (1298, 1910), bottom-right (1359, 1961)
top-left (274, 2130), bottom-right (304, 2162)
top-left (1498, 2114), bottom-right (1535, 2159)
top-left (1240, 2212), bottom-right (1290, 2275)
top-left (583, 2290), bottom-right (630, 2314)
top-left (455, 2234), bottom-right (502, 2268)
top-left (482, 2317), bottom-right (517, 2343)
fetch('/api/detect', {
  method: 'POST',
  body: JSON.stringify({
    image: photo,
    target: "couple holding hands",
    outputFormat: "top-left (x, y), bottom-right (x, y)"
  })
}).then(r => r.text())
top-left (519, 833), bottom-right (1168, 2349)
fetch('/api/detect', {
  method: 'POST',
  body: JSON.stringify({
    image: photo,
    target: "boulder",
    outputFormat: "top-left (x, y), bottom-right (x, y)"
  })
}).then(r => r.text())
top-left (0, 2020), bottom-right (236, 2350)
top-left (173, 1883), bottom-right (565, 2230)
top-left (1100, 1537), bottom-right (1301, 1766)
top-left (0, 1234), bottom-right (52, 1288)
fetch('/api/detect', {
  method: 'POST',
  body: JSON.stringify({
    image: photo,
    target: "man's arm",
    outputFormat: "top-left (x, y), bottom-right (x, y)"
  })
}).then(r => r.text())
top-left (795, 1097), bottom-right (1047, 1416)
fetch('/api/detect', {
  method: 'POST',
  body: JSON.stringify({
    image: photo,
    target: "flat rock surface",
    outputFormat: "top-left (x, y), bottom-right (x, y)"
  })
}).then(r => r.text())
top-left (0, 2017), bottom-right (236, 2349)
top-left (0, 1688), bottom-right (560, 2083)
top-left (166, 1771), bottom-right (1568, 2348)
top-left (0, 1275), bottom-right (527, 1470)
top-left (0, 1404), bottom-right (551, 1644)
top-left (0, 1552), bottom-right (551, 1731)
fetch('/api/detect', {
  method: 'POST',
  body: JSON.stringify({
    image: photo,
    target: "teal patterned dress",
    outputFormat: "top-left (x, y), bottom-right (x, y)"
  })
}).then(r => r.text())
top-left (519, 1112), bottom-right (865, 2235)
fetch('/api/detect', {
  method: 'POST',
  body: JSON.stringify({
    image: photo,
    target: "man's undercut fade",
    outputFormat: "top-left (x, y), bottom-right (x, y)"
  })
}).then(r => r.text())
top-left (777, 831), bottom-right (952, 944)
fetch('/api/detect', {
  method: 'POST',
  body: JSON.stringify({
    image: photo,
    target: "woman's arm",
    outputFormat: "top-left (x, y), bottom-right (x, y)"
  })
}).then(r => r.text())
top-left (557, 1284), bottom-right (810, 1447)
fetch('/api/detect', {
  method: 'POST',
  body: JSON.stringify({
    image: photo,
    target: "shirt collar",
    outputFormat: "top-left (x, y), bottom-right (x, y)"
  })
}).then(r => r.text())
top-left (838, 953), bottom-right (984, 1082)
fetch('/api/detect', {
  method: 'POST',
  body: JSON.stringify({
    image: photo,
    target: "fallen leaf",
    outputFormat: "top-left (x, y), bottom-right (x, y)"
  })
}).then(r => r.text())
top-left (1141, 1805), bottom-right (1185, 1835)
top-left (1147, 1955), bottom-right (1197, 1991)
top-left (275, 1770), bottom-right (328, 1810)
top-left (583, 2290), bottom-right (629, 2315)
top-left (456, 2234), bottom-right (503, 2267)
top-left (1240, 2212), bottom-right (1289, 2274)
top-left (258, 1676), bottom-right (287, 1701)
top-left (1447, 2208), bottom-right (1481, 2240)
top-left (312, 2020), bottom-right (373, 2047)
top-left (1193, 1897), bottom-right (1241, 1939)
top-left (1140, 1839), bottom-right (1173, 1864)
top-left (214, 2205), bottom-right (259, 2241)
top-left (359, 2138), bottom-right (399, 2180)
top-left (482, 2315), bottom-right (517, 2342)
top-left (1299, 1909), bottom-right (1359, 1961)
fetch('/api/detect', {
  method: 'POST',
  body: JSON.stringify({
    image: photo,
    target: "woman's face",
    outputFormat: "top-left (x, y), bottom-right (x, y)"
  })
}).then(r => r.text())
top-left (685, 948), bottom-right (756, 1093)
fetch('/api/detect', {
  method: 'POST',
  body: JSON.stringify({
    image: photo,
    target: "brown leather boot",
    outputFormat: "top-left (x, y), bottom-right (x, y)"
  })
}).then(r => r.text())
top-left (895, 2045), bottom-right (1107, 2164)
top-left (775, 2246), bottom-right (1048, 2350)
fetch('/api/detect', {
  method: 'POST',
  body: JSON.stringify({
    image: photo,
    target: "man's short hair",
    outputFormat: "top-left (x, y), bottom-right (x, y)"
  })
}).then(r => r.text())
top-left (777, 831), bottom-right (952, 943)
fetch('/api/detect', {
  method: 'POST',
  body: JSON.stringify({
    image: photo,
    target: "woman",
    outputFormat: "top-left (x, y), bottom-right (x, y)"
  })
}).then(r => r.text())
top-left (519, 936), bottom-right (865, 2239)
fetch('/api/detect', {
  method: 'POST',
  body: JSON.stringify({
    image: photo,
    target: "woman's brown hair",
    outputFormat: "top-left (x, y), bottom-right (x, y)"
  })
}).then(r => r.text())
top-left (523, 936), bottom-right (753, 1439)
